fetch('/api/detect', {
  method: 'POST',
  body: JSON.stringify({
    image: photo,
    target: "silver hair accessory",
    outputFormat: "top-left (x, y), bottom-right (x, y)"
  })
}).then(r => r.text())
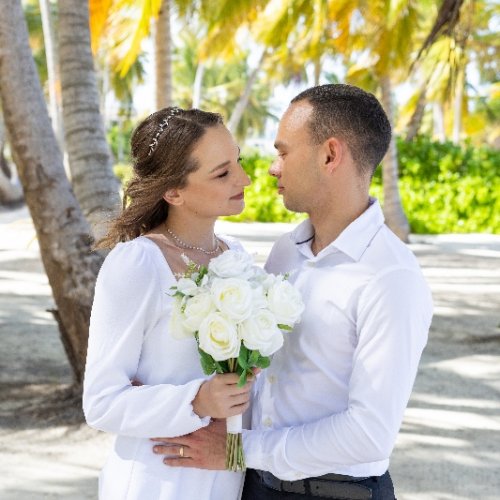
top-left (148, 107), bottom-right (182, 156)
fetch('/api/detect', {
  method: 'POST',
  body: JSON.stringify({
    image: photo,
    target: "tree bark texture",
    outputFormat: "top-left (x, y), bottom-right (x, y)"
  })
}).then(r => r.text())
top-left (155, 0), bottom-right (173, 109)
top-left (58, 0), bottom-right (120, 240)
top-left (406, 85), bottom-right (427, 141)
top-left (380, 76), bottom-right (410, 242)
top-left (0, 0), bottom-right (104, 385)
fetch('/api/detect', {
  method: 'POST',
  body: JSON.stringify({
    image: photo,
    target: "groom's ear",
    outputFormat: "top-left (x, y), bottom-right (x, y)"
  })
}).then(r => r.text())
top-left (163, 189), bottom-right (183, 206)
top-left (323, 137), bottom-right (343, 174)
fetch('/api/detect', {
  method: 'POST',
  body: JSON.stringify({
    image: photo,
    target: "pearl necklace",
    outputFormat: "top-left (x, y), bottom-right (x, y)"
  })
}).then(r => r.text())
top-left (165, 227), bottom-right (222, 256)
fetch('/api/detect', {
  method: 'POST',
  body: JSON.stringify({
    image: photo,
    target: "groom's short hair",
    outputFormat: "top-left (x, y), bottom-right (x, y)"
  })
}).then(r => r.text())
top-left (292, 84), bottom-right (391, 178)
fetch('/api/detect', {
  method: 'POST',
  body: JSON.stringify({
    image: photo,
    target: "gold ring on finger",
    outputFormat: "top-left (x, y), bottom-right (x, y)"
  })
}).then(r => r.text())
top-left (179, 446), bottom-right (184, 458)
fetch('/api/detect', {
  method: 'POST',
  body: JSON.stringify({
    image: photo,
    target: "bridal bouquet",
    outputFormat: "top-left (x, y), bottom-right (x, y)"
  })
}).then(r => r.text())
top-left (169, 250), bottom-right (304, 471)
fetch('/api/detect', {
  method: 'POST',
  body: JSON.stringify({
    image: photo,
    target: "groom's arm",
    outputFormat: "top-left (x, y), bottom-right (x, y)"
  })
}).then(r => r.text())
top-left (156, 268), bottom-right (432, 477)
top-left (152, 418), bottom-right (226, 469)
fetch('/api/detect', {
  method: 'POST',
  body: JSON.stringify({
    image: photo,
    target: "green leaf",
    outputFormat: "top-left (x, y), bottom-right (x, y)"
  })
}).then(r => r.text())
top-left (198, 348), bottom-right (216, 375)
top-left (237, 370), bottom-right (248, 387)
top-left (248, 349), bottom-right (260, 366)
top-left (278, 324), bottom-right (292, 331)
top-left (195, 265), bottom-right (209, 286)
top-left (214, 360), bottom-right (228, 374)
top-left (255, 356), bottom-right (270, 369)
top-left (238, 344), bottom-right (249, 369)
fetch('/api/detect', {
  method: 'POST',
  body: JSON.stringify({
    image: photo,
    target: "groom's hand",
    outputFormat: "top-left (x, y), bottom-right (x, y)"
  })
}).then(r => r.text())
top-left (152, 419), bottom-right (227, 470)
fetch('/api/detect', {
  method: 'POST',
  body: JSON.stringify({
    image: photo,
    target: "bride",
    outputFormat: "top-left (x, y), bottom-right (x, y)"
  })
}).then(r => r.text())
top-left (83, 107), bottom-right (253, 499)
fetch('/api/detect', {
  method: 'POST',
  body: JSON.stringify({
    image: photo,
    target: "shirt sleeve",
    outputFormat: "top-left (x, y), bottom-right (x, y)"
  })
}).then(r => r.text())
top-left (82, 240), bottom-right (210, 438)
top-left (243, 266), bottom-right (433, 479)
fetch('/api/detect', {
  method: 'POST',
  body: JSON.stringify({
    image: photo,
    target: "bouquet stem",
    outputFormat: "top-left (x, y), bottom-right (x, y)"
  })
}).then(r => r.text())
top-left (226, 414), bottom-right (245, 471)
top-left (226, 432), bottom-right (245, 471)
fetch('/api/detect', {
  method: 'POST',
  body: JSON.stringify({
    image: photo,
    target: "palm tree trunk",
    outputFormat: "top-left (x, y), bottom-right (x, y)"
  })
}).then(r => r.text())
top-left (0, 111), bottom-right (9, 179)
top-left (380, 76), bottom-right (410, 242)
top-left (192, 62), bottom-right (205, 108)
top-left (406, 85), bottom-right (427, 141)
top-left (0, 0), bottom-right (103, 385)
top-left (155, 0), bottom-right (173, 108)
top-left (227, 51), bottom-right (266, 135)
top-left (452, 66), bottom-right (465, 144)
top-left (433, 102), bottom-right (446, 141)
top-left (0, 112), bottom-right (23, 204)
top-left (313, 59), bottom-right (321, 86)
top-left (39, 0), bottom-right (64, 149)
top-left (97, 55), bottom-right (110, 128)
top-left (58, 0), bottom-right (120, 240)
top-left (0, 160), bottom-right (23, 205)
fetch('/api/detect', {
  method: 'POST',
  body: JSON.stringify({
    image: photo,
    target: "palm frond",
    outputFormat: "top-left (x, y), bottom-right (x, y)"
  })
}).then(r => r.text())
top-left (89, 0), bottom-right (113, 54)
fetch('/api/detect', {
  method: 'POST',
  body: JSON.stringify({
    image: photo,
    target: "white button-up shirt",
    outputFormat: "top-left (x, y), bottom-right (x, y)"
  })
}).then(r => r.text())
top-left (243, 199), bottom-right (433, 480)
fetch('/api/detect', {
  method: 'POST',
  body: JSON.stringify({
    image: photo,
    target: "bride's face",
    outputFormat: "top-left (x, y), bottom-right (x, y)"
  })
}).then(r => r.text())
top-left (175, 125), bottom-right (251, 218)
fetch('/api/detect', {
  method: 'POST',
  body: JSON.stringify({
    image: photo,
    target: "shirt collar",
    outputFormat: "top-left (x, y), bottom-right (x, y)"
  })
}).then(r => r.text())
top-left (290, 197), bottom-right (385, 262)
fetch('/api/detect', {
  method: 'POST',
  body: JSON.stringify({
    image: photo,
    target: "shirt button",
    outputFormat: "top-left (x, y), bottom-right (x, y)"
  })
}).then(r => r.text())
top-left (263, 417), bottom-right (273, 428)
top-left (307, 261), bottom-right (316, 267)
top-left (267, 374), bottom-right (276, 384)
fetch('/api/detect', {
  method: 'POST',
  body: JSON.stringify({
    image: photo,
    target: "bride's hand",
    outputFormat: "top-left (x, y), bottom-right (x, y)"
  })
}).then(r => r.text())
top-left (192, 372), bottom-right (255, 419)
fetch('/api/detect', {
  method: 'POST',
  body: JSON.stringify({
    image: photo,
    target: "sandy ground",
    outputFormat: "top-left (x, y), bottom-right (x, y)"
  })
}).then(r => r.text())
top-left (0, 205), bottom-right (499, 500)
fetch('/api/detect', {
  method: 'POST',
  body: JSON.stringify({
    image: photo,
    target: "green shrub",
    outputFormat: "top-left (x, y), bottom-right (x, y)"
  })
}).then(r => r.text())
top-left (397, 135), bottom-right (499, 180)
top-left (107, 120), bottom-right (134, 163)
top-left (371, 136), bottom-right (500, 233)
top-left (113, 163), bottom-right (133, 186)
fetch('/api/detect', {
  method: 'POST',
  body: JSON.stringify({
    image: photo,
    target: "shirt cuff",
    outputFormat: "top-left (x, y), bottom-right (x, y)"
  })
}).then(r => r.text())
top-left (182, 377), bottom-right (212, 429)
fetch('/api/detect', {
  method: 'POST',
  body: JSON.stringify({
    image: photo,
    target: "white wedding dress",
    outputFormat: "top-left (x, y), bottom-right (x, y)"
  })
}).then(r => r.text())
top-left (83, 236), bottom-right (245, 499)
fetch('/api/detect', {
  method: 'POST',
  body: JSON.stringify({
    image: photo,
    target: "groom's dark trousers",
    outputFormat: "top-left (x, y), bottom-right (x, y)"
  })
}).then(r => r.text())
top-left (241, 468), bottom-right (396, 500)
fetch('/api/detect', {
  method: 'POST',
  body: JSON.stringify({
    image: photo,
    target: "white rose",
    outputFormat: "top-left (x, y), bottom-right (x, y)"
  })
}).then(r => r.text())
top-left (267, 279), bottom-right (305, 326)
top-left (169, 297), bottom-right (193, 339)
top-left (239, 309), bottom-right (284, 356)
top-left (253, 271), bottom-right (280, 292)
top-left (176, 277), bottom-right (199, 296)
top-left (182, 292), bottom-right (216, 332)
top-left (208, 250), bottom-right (254, 278)
top-left (210, 277), bottom-right (253, 322)
top-left (251, 284), bottom-right (268, 310)
top-left (198, 312), bottom-right (240, 361)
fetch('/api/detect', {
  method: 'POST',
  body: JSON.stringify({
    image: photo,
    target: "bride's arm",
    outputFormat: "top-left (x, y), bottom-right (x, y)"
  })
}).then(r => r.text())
top-left (82, 241), bottom-right (210, 439)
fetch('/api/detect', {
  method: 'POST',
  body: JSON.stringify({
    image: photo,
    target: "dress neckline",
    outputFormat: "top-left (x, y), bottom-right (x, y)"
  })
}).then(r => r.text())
top-left (138, 234), bottom-right (234, 283)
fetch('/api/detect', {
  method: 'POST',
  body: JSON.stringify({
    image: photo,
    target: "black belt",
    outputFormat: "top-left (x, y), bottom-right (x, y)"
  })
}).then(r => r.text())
top-left (254, 469), bottom-right (374, 499)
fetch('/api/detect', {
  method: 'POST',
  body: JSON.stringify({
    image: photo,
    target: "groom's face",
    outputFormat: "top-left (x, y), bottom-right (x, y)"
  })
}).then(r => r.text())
top-left (269, 101), bottom-right (323, 213)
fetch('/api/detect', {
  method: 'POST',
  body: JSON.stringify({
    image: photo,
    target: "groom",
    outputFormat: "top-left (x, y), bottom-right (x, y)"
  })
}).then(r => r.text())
top-left (153, 84), bottom-right (433, 499)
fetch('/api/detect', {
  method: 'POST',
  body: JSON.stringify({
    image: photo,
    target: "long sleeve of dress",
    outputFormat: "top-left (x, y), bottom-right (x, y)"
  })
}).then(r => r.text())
top-left (83, 241), bottom-right (210, 439)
